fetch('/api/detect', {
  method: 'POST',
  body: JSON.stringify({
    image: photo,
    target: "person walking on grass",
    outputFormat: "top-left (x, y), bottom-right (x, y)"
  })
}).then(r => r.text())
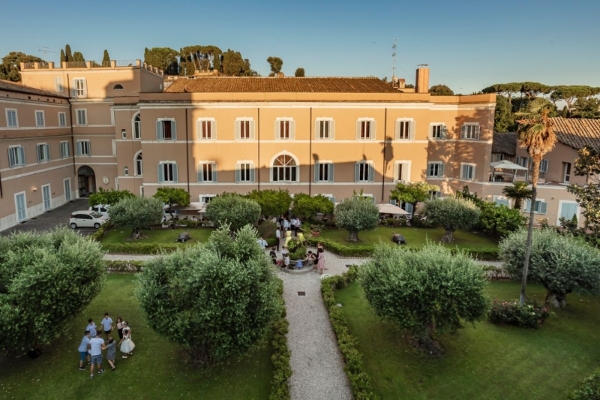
top-left (105, 336), bottom-right (117, 371)
top-left (86, 318), bottom-right (97, 338)
top-left (77, 331), bottom-right (91, 370)
top-left (100, 313), bottom-right (113, 339)
top-left (89, 331), bottom-right (106, 379)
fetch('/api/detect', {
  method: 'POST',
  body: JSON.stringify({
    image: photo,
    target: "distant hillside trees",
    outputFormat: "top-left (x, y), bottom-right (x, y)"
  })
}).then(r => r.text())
top-left (429, 84), bottom-right (454, 96)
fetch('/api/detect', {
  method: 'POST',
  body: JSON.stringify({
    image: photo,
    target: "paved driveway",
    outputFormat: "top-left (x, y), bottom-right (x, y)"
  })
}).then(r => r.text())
top-left (1, 198), bottom-right (96, 236)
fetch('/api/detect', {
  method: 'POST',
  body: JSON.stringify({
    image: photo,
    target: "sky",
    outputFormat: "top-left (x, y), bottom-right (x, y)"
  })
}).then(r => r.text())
top-left (3, 0), bottom-right (599, 94)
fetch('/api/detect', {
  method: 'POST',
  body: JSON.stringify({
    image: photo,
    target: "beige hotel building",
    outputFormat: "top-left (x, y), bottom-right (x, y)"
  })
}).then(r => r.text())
top-left (0, 59), bottom-right (588, 231)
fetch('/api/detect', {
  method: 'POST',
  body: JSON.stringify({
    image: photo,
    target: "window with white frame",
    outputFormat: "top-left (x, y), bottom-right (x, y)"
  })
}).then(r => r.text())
top-left (15, 192), bottom-right (27, 222)
top-left (355, 161), bottom-right (374, 182)
top-left (156, 119), bottom-right (176, 140)
top-left (58, 112), bottom-right (67, 127)
top-left (393, 161), bottom-right (411, 182)
top-left (315, 118), bottom-right (334, 140)
top-left (493, 195), bottom-right (510, 207)
top-left (8, 146), bottom-right (26, 167)
top-left (236, 118), bottom-right (255, 140)
top-left (272, 154), bottom-right (298, 182)
top-left (197, 118), bottom-right (216, 140)
top-left (356, 119), bottom-right (375, 140)
top-left (563, 162), bottom-right (571, 183)
top-left (321, 194), bottom-right (336, 203)
top-left (460, 124), bottom-right (480, 140)
top-left (123, 166), bottom-right (129, 176)
top-left (54, 76), bottom-right (63, 93)
top-left (158, 162), bottom-right (178, 183)
top-left (135, 152), bottom-right (143, 176)
top-left (430, 124), bottom-right (446, 139)
top-left (133, 114), bottom-right (141, 139)
top-left (276, 118), bottom-right (294, 140)
top-left (72, 78), bottom-right (87, 98)
top-left (429, 190), bottom-right (441, 200)
top-left (197, 162), bottom-right (217, 182)
top-left (540, 159), bottom-right (549, 173)
top-left (76, 109), bottom-right (87, 126)
top-left (36, 144), bottom-right (50, 163)
top-left (200, 195), bottom-right (216, 204)
top-left (59, 141), bottom-right (70, 158)
top-left (6, 109), bottom-right (18, 127)
top-left (559, 201), bottom-right (578, 225)
top-left (314, 161), bottom-right (334, 182)
top-left (236, 161), bottom-right (255, 182)
top-left (524, 199), bottom-right (547, 214)
top-left (35, 111), bottom-right (45, 127)
top-left (76, 140), bottom-right (91, 156)
top-left (121, 129), bottom-right (127, 139)
top-left (461, 163), bottom-right (476, 180)
top-left (427, 162), bottom-right (444, 178)
top-left (516, 156), bottom-right (529, 168)
top-left (395, 119), bottom-right (413, 140)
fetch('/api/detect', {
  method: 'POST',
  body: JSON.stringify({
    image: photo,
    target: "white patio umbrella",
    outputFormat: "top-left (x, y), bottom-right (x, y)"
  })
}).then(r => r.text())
top-left (490, 160), bottom-right (528, 182)
top-left (376, 203), bottom-right (409, 215)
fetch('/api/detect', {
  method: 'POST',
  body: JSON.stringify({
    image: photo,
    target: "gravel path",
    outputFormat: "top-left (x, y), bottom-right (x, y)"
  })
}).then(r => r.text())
top-left (103, 254), bottom-right (158, 261)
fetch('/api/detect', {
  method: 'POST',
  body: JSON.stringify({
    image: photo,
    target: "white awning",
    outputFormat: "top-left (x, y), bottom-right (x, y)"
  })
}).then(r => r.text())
top-left (490, 160), bottom-right (528, 171)
top-left (377, 203), bottom-right (409, 215)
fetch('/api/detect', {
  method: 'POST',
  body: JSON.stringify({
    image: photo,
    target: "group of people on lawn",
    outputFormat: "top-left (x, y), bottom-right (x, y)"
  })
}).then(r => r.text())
top-left (78, 313), bottom-right (135, 379)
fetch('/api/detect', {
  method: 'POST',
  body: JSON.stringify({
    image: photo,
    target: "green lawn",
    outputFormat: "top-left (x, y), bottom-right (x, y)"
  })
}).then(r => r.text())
top-left (101, 228), bottom-right (213, 245)
top-left (0, 274), bottom-right (273, 400)
top-left (321, 227), bottom-right (497, 249)
top-left (335, 281), bottom-right (600, 400)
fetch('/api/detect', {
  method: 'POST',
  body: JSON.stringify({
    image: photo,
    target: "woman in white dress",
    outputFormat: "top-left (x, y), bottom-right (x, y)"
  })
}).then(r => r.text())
top-left (118, 322), bottom-right (135, 358)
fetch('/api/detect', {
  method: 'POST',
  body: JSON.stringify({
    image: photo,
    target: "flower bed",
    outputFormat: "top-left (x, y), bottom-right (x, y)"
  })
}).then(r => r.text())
top-left (488, 300), bottom-right (550, 329)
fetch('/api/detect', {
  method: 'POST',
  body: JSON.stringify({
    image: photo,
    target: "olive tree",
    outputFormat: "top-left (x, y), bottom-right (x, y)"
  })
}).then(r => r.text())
top-left (137, 225), bottom-right (281, 364)
top-left (153, 187), bottom-right (190, 219)
top-left (334, 195), bottom-right (379, 242)
top-left (359, 243), bottom-right (488, 356)
top-left (245, 189), bottom-right (292, 218)
top-left (423, 197), bottom-right (481, 243)
top-left (0, 228), bottom-right (105, 357)
top-left (500, 228), bottom-right (600, 308)
top-left (292, 193), bottom-right (334, 220)
top-left (205, 195), bottom-right (261, 232)
top-left (109, 196), bottom-right (164, 239)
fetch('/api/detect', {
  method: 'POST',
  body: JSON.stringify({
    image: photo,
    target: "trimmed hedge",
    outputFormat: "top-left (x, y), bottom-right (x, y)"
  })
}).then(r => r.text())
top-left (307, 237), bottom-right (499, 260)
top-left (322, 267), bottom-right (379, 400)
top-left (90, 221), bottom-right (112, 241)
top-left (105, 260), bottom-right (144, 273)
top-left (570, 368), bottom-right (600, 400)
top-left (101, 243), bottom-right (183, 254)
top-left (269, 279), bottom-right (292, 400)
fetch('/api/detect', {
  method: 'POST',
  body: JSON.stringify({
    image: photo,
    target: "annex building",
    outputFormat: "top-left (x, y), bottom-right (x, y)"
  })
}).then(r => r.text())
top-left (0, 59), bottom-right (587, 231)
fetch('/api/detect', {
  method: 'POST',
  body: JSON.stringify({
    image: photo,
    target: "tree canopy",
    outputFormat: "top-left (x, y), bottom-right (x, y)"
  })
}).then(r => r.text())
top-left (0, 52), bottom-right (43, 82)
top-left (137, 225), bottom-right (281, 364)
top-left (390, 181), bottom-right (439, 217)
top-left (291, 194), bottom-right (334, 220)
top-left (429, 84), bottom-right (454, 96)
top-left (267, 56), bottom-right (283, 74)
top-left (109, 196), bottom-right (163, 238)
top-left (423, 197), bottom-right (480, 243)
top-left (0, 228), bottom-right (105, 357)
top-left (295, 68), bottom-right (305, 77)
top-left (334, 194), bottom-right (379, 242)
top-left (568, 147), bottom-right (600, 240)
top-left (245, 189), bottom-right (292, 218)
top-left (144, 47), bottom-right (179, 74)
top-left (153, 187), bottom-right (190, 217)
top-left (205, 195), bottom-right (261, 232)
top-left (88, 188), bottom-right (135, 207)
top-left (359, 243), bottom-right (489, 355)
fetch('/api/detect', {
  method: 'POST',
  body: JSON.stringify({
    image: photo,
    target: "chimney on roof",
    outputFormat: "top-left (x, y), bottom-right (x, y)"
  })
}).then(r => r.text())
top-left (415, 64), bottom-right (429, 94)
top-left (398, 78), bottom-right (405, 89)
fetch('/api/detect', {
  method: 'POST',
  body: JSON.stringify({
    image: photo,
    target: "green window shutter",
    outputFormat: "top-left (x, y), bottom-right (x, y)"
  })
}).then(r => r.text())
top-left (157, 164), bottom-right (164, 183)
top-left (212, 163), bottom-right (217, 182)
top-left (20, 147), bottom-right (25, 164)
top-left (540, 202), bottom-right (547, 214)
top-left (524, 199), bottom-right (531, 212)
top-left (355, 162), bottom-right (360, 182)
top-left (250, 165), bottom-right (255, 182)
top-left (173, 164), bottom-right (178, 182)
top-left (171, 121), bottom-right (177, 140)
top-left (156, 121), bottom-right (162, 140)
top-left (368, 164), bottom-right (375, 182)
top-left (329, 164), bottom-right (335, 182)
top-left (197, 165), bottom-right (203, 182)
top-left (235, 164), bottom-right (241, 183)
top-left (314, 162), bottom-right (320, 182)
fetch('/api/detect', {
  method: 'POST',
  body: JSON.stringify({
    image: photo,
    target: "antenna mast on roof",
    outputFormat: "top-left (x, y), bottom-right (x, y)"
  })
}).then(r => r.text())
top-left (36, 46), bottom-right (58, 62)
top-left (391, 39), bottom-right (397, 83)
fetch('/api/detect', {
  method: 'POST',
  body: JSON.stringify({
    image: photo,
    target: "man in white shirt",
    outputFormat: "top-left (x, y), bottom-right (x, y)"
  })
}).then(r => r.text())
top-left (275, 229), bottom-right (281, 251)
top-left (100, 313), bottom-right (113, 338)
top-left (89, 332), bottom-right (106, 379)
top-left (257, 237), bottom-right (267, 250)
top-left (86, 319), bottom-right (97, 338)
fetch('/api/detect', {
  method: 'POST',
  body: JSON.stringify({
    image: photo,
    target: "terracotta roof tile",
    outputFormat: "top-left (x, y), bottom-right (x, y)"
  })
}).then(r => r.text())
top-left (0, 79), bottom-right (67, 98)
top-left (164, 77), bottom-right (399, 93)
top-left (551, 117), bottom-right (600, 151)
top-left (492, 132), bottom-right (518, 156)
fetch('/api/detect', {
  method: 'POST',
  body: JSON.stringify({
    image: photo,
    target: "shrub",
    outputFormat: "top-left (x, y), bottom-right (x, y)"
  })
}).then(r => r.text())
top-left (269, 279), bottom-right (291, 400)
top-left (256, 220), bottom-right (278, 240)
top-left (570, 368), bottom-right (600, 400)
top-left (289, 246), bottom-right (306, 260)
top-left (334, 195), bottom-right (379, 242)
top-left (245, 189), bottom-right (292, 218)
top-left (205, 195), bottom-right (261, 232)
top-left (488, 301), bottom-right (549, 328)
top-left (306, 237), bottom-right (374, 257)
top-left (110, 196), bottom-right (164, 238)
top-left (423, 197), bottom-right (481, 243)
top-left (90, 220), bottom-right (112, 241)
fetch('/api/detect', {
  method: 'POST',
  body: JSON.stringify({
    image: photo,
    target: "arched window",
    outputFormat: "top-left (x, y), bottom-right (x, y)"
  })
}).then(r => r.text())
top-left (271, 154), bottom-right (297, 182)
top-left (133, 113), bottom-right (141, 139)
top-left (135, 152), bottom-right (143, 176)
top-left (113, 84), bottom-right (124, 90)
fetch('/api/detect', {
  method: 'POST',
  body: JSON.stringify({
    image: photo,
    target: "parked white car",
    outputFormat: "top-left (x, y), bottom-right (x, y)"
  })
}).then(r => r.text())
top-left (69, 210), bottom-right (109, 229)
top-left (89, 204), bottom-right (110, 216)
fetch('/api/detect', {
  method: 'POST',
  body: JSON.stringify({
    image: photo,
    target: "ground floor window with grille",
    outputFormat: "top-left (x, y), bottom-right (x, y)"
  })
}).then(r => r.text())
top-left (272, 155), bottom-right (297, 182)
top-left (236, 162), bottom-right (255, 182)
top-left (158, 162), bottom-right (178, 183)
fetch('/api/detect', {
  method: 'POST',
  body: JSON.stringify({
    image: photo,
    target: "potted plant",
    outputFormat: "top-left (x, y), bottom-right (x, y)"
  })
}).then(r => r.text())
top-left (310, 224), bottom-right (323, 237)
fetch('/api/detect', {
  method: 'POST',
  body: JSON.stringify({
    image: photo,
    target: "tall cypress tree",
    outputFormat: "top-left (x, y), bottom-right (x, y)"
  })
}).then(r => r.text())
top-left (60, 49), bottom-right (66, 63)
top-left (65, 45), bottom-right (72, 62)
top-left (144, 47), bottom-right (149, 64)
top-left (102, 49), bottom-right (110, 66)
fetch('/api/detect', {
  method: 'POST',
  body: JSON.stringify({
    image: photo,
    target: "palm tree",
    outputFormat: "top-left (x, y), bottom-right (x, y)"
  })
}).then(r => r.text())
top-left (515, 98), bottom-right (557, 305)
top-left (502, 182), bottom-right (532, 210)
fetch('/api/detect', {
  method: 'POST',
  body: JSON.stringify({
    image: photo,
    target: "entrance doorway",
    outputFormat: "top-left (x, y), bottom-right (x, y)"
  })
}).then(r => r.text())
top-left (77, 165), bottom-right (96, 197)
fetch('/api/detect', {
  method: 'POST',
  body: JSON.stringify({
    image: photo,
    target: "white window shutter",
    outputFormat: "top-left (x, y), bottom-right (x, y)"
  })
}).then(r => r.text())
top-left (235, 121), bottom-right (240, 140)
top-left (393, 163), bottom-right (399, 181)
top-left (81, 80), bottom-right (88, 98)
top-left (330, 119), bottom-right (335, 140)
top-left (250, 120), bottom-right (255, 140)
top-left (88, 142), bottom-right (91, 156)
top-left (71, 79), bottom-right (77, 98)
top-left (291, 120), bottom-right (295, 140)
top-left (197, 120), bottom-right (202, 140)
top-left (409, 121), bottom-right (415, 140)
top-left (173, 164), bottom-right (178, 182)
top-left (171, 121), bottom-right (177, 140)
top-left (475, 125), bottom-right (481, 139)
top-left (394, 121), bottom-right (400, 140)
top-left (212, 163), bottom-right (218, 182)
top-left (212, 120), bottom-right (217, 140)
top-left (439, 163), bottom-right (445, 177)
top-left (460, 125), bottom-right (466, 139)
top-left (314, 162), bottom-right (320, 182)
top-left (368, 164), bottom-right (375, 182)
top-left (158, 164), bottom-right (164, 183)
top-left (329, 164), bottom-right (335, 182)
top-left (314, 120), bottom-right (320, 140)
top-left (371, 120), bottom-right (377, 140)
top-left (356, 120), bottom-right (361, 140)
top-left (540, 202), bottom-right (547, 214)
top-left (156, 121), bottom-right (162, 140)
top-left (275, 120), bottom-right (279, 140)
top-left (235, 164), bottom-right (241, 183)
top-left (250, 164), bottom-right (255, 182)
top-left (354, 162), bottom-right (360, 182)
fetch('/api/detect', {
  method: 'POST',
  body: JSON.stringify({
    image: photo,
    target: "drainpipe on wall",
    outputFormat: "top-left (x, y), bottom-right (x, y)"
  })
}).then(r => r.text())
top-left (185, 108), bottom-right (190, 195)
top-left (66, 74), bottom-right (77, 178)
top-left (257, 108), bottom-right (261, 191)
top-left (381, 108), bottom-right (387, 202)
top-left (309, 107), bottom-right (312, 196)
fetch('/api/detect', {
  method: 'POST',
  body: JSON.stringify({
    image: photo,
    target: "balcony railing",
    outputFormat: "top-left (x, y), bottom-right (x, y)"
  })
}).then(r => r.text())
top-left (65, 61), bottom-right (87, 68)
top-left (115, 60), bottom-right (136, 67)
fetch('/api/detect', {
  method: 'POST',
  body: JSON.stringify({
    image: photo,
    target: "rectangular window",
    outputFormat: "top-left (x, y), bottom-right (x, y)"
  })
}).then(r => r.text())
top-left (58, 112), bottom-right (67, 127)
top-left (394, 161), bottom-right (411, 182)
top-left (76, 140), bottom-right (91, 156)
top-left (134, 118), bottom-right (141, 139)
top-left (237, 119), bottom-right (254, 140)
top-left (355, 162), bottom-right (374, 182)
top-left (156, 119), bottom-right (176, 140)
top-left (36, 144), bottom-right (50, 163)
top-left (429, 191), bottom-right (441, 200)
top-left (200, 195), bottom-right (215, 204)
top-left (59, 141), bottom-right (70, 158)
top-left (197, 119), bottom-right (216, 140)
top-left (236, 162), bottom-right (255, 182)
top-left (525, 199), bottom-right (548, 214)
top-left (35, 111), bottom-right (45, 127)
top-left (559, 201), bottom-right (578, 225)
top-left (158, 162), bottom-right (178, 183)
top-left (73, 78), bottom-right (87, 98)
top-left (540, 159), bottom-right (549, 173)
top-left (461, 163), bottom-right (475, 180)
top-left (460, 124), bottom-right (480, 139)
top-left (357, 119), bottom-right (375, 140)
top-left (395, 119), bottom-right (413, 140)
top-left (197, 162), bottom-right (217, 182)
top-left (491, 153), bottom-right (505, 162)
top-left (516, 156), bottom-right (529, 168)
top-left (316, 119), bottom-right (334, 140)
top-left (124, 166), bottom-right (129, 176)
top-left (15, 192), bottom-right (27, 222)
top-left (6, 109), bottom-right (18, 127)
top-left (430, 124), bottom-right (446, 139)
top-left (54, 77), bottom-right (63, 93)
top-left (8, 146), bottom-right (26, 167)
top-left (277, 119), bottom-right (294, 140)
top-left (76, 109), bottom-right (87, 126)
top-left (315, 162), bottom-right (334, 182)
top-left (427, 162), bottom-right (444, 178)
top-left (493, 195), bottom-right (510, 207)
top-left (563, 162), bottom-right (571, 183)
